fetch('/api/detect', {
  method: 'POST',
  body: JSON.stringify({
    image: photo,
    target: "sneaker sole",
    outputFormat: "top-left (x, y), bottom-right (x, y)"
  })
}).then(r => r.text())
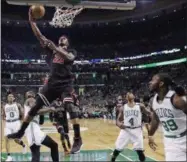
top-left (71, 144), bottom-right (83, 154)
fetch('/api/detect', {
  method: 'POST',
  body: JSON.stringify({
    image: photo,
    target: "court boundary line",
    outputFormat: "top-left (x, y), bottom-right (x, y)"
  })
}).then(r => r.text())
top-left (1, 146), bottom-right (158, 162)
top-left (95, 144), bottom-right (157, 161)
top-left (109, 148), bottom-right (133, 161)
top-left (126, 148), bottom-right (157, 161)
top-left (95, 144), bottom-right (133, 161)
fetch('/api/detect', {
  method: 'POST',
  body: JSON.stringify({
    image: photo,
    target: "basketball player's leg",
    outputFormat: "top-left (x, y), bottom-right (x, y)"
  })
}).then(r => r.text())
top-left (62, 111), bottom-right (71, 149)
top-left (13, 121), bottom-right (26, 153)
top-left (164, 136), bottom-right (186, 161)
top-left (42, 135), bottom-right (59, 162)
top-left (131, 128), bottom-right (145, 162)
top-left (4, 126), bottom-right (13, 161)
top-left (62, 86), bottom-right (82, 154)
top-left (5, 136), bottom-right (12, 161)
top-left (66, 106), bottom-right (82, 154)
top-left (111, 129), bottom-right (130, 162)
top-left (64, 124), bottom-right (71, 149)
top-left (7, 84), bottom-right (58, 139)
top-left (30, 144), bottom-right (40, 162)
top-left (14, 139), bottom-right (26, 153)
top-left (54, 122), bottom-right (69, 153)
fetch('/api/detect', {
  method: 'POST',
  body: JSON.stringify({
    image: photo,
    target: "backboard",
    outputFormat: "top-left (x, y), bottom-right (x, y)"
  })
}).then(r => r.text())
top-left (6, 0), bottom-right (136, 10)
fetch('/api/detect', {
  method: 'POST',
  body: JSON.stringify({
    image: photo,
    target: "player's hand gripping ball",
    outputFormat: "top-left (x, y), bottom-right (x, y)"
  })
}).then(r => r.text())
top-left (30, 5), bottom-right (45, 19)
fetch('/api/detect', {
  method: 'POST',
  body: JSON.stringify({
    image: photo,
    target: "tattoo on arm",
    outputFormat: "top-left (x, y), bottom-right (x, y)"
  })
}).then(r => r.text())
top-left (173, 95), bottom-right (187, 115)
top-left (148, 110), bottom-right (160, 136)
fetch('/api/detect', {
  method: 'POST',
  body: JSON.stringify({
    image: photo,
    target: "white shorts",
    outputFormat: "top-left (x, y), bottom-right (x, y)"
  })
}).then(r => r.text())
top-left (164, 136), bottom-right (186, 161)
top-left (4, 120), bottom-right (21, 136)
top-left (25, 122), bottom-right (46, 147)
top-left (115, 127), bottom-right (144, 151)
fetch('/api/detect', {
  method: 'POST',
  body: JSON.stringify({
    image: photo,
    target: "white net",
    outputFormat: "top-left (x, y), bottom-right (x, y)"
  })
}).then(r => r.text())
top-left (49, 7), bottom-right (83, 28)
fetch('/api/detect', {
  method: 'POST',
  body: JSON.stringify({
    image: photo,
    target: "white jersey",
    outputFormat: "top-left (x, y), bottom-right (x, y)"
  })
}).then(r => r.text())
top-left (24, 105), bottom-right (46, 146)
top-left (24, 105), bottom-right (39, 124)
top-left (152, 90), bottom-right (187, 137)
top-left (4, 103), bottom-right (20, 121)
top-left (123, 103), bottom-right (142, 128)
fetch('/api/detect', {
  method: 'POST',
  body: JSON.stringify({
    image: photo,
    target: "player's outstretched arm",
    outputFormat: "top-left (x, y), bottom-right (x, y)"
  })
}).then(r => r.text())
top-left (28, 8), bottom-right (47, 46)
top-left (173, 94), bottom-right (187, 115)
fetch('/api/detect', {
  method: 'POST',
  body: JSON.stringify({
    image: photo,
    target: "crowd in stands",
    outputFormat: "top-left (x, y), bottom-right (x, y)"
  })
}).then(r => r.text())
top-left (2, 63), bottom-right (187, 118)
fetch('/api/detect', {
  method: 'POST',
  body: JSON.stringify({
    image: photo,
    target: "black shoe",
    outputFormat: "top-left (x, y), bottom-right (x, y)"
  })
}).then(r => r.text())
top-left (111, 157), bottom-right (115, 162)
top-left (70, 137), bottom-right (82, 154)
top-left (7, 130), bottom-right (24, 139)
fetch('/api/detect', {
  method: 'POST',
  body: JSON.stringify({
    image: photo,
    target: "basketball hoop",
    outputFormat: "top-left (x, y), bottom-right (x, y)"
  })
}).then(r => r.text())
top-left (49, 6), bottom-right (83, 28)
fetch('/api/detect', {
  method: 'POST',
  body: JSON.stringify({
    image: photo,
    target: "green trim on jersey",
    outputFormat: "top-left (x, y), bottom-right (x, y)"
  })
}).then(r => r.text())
top-left (165, 129), bottom-right (187, 138)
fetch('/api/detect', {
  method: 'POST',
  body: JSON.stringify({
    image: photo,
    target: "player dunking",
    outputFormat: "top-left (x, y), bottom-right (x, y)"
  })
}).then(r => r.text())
top-left (24, 91), bottom-right (59, 162)
top-left (8, 8), bottom-right (82, 154)
top-left (49, 99), bottom-right (71, 155)
top-left (148, 73), bottom-right (187, 161)
top-left (111, 92), bottom-right (150, 162)
top-left (2, 94), bottom-right (26, 161)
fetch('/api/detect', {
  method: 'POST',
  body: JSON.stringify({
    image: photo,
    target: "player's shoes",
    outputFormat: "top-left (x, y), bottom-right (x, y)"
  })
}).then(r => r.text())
top-left (22, 146), bottom-right (27, 154)
top-left (7, 130), bottom-right (24, 139)
top-left (6, 156), bottom-right (13, 161)
top-left (70, 137), bottom-right (82, 154)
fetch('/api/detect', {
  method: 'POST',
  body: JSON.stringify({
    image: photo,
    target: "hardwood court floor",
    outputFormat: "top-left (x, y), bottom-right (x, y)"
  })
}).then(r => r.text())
top-left (1, 119), bottom-right (165, 161)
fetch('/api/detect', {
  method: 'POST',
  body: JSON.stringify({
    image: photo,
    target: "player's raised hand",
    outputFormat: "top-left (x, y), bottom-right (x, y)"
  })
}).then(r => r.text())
top-left (148, 136), bottom-right (157, 151)
top-left (28, 7), bottom-right (34, 22)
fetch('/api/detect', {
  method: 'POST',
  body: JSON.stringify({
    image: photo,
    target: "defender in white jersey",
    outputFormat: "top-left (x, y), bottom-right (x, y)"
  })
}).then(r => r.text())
top-left (148, 73), bottom-right (187, 161)
top-left (24, 91), bottom-right (59, 162)
top-left (111, 92), bottom-right (151, 162)
top-left (2, 93), bottom-right (26, 161)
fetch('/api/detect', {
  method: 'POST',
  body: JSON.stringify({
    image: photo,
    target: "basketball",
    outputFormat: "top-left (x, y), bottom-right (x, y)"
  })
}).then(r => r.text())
top-left (31, 5), bottom-right (45, 19)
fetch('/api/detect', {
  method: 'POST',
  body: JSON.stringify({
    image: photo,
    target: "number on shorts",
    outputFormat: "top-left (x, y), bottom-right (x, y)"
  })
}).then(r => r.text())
top-left (162, 119), bottom-right (178, 132)
top-left (129, 118), bottom-right (134, 126)
top-left (10, 112), bottom-right (15, 118)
